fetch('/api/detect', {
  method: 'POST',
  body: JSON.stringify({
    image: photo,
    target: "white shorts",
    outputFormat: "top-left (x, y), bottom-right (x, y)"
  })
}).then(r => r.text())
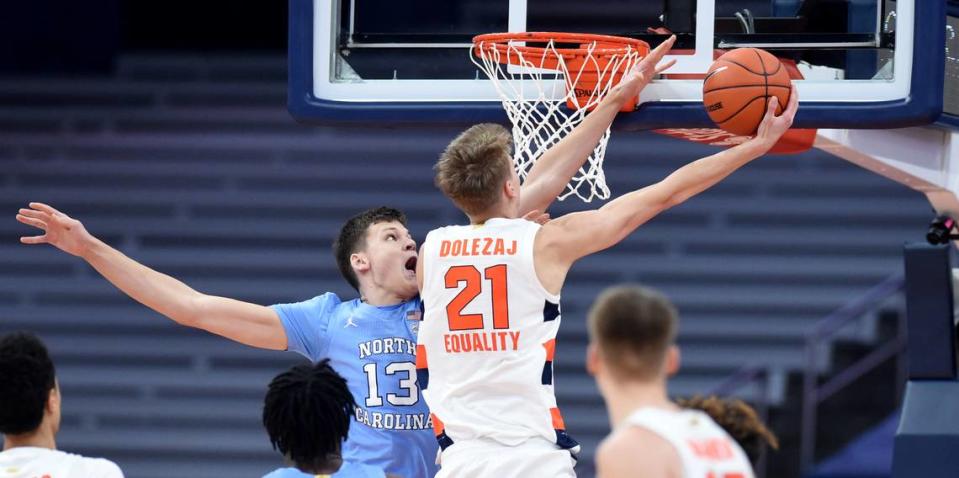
top-left (436, 438), bottom-right (576, 478)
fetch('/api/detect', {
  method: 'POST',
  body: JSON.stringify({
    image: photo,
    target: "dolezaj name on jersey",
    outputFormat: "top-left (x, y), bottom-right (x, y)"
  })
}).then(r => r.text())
top-left (354, 407), bottom-right (433, 431)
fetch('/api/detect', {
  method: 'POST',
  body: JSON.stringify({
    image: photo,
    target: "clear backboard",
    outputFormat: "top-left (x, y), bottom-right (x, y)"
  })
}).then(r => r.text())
top-left (289, 0), bottom-right (945, 130)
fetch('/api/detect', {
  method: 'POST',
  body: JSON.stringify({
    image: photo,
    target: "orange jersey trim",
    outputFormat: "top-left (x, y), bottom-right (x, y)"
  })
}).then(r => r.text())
top-left (550, 407), bottom-right (566, 430)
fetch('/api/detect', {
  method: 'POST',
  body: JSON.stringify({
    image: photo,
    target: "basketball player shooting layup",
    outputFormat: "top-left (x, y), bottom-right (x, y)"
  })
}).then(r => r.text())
top-left (587, 285), bottom-right (756, 478)
top-left (416, 34), bottom-right (798, 476)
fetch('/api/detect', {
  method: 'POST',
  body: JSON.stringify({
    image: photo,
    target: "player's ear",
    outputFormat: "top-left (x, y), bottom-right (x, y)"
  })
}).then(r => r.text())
top-left (503, 176), bottom-right (518, 199)
top-left (47, 380), bottom-right (61, 416)
top-left (586, 343), bottom-right (601, 376)
top-left (351, 252), bottom-right (370, 273)
top-left (665, 345), bottom-right (680, 377)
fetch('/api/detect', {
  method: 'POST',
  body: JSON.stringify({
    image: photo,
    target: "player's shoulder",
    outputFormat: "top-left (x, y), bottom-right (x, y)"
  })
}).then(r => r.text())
top-left (602, 424), bottom-right (677, 457)
top-left (597, 424), bottom-right (680, 477)
top-left (335, 462), bottom-right (388, 478)
top-left (263, 467), bottom-right (309, 478)
top-left (300, 292), bottom-right (347, 311)
top-left (81, 456), bottom-right (124, 478)
top-left (274, 292), bottom-right (345, 310)
top-left (0, 448), bottom-right (123, 477)
top-left (315, 291), bottom-right (346, 305)
top-left (531, 212), bottom-right (575, 254)
top-left (59, 450), bottom-right (124, 478)
top-left (424, 224), bottom-right (458, 236)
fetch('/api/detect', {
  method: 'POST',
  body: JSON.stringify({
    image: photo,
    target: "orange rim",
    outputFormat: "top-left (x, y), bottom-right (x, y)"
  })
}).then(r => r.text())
top-left (472, 32), bottom-right (649, 66)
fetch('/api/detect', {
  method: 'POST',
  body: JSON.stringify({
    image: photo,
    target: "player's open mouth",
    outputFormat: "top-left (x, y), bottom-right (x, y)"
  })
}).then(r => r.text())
top-left (404, 256), bottom-right (417, 274)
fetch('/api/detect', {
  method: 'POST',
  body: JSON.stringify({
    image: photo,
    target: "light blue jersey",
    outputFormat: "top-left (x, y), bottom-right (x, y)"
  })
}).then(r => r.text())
top-left (263, 462), bottom-right (386, 478)
top-left (273, 294), bottom-right (438, 478)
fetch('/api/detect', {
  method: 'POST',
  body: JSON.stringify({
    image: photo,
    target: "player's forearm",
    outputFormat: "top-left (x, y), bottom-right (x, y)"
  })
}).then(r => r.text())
top-left (520, 91), bottom-right (628, 213)
top-left (656, 137), bottom-right (769, 207)
top-left (80, 236), bottom-right (203, 325)
top-left (597, 138), bottom-right (768, 243)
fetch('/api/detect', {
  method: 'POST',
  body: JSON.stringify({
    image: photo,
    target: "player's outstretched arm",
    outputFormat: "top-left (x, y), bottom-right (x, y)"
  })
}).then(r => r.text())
top-left (16, 203), bottom-right (287, 350)
top-left (542, 89), bottom-right (798, 264)
top-left (518, 35), bottom-right (677, 214)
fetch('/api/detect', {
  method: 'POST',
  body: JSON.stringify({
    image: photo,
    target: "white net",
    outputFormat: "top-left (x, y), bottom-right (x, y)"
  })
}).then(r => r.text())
top-left (472, 36), bottom-right (644, 202)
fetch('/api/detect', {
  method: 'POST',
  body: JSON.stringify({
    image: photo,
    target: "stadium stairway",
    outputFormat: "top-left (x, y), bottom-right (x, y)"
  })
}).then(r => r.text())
top-left (768, 310), bottom-right (904, 478)
top-left (0, 54), bottom-right (930, 477)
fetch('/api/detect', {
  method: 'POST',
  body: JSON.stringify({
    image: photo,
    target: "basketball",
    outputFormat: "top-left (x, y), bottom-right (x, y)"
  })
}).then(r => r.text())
top-left (703, 48), bottom-right (792, 136)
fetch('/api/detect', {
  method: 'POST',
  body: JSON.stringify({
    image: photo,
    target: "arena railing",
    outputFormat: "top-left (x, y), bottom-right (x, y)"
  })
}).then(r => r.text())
top-left (799, 274), bottom-right (907, 472)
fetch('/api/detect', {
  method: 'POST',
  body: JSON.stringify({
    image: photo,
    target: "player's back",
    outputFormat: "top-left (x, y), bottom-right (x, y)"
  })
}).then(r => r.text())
top-left (417, 218), bottom-right (575, 450)
top-left (624, 407), bottom-right (756, 478)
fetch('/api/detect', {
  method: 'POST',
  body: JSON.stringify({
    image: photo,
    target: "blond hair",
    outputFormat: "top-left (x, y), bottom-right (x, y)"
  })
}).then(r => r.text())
top-left (434, 123), bottom-right (514, 216)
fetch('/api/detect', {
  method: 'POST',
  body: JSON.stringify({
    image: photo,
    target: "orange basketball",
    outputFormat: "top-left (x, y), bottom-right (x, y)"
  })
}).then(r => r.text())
top-left (703, 48), bottom-right (792, 136)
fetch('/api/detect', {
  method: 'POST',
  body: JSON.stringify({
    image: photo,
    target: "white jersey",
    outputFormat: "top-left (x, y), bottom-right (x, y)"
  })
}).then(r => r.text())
top-left (417, 218), bottom-right (576, 452)
top-left (0, 447), bottom-right (124, 478)
top-left (623, 407), bottom-right (755, 478)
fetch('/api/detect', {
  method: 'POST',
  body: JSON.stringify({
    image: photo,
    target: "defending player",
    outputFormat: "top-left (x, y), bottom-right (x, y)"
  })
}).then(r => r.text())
top-left (415, 34), bottom-right (798, 476)
top-left (586, 285), bottom-right (755, 477)
top-left (17, 204), bottom-right (439, 477)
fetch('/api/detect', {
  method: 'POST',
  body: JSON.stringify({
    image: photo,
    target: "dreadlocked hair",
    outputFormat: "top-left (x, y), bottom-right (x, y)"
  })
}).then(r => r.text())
top-left (677, 395), bottom-right (779, 465)
top-left (262, 359), bottom-right (357, 469)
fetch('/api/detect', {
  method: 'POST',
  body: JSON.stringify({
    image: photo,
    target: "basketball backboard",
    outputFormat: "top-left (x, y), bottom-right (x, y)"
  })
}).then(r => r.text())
top-left (289, 0), bottom-right (945, 130)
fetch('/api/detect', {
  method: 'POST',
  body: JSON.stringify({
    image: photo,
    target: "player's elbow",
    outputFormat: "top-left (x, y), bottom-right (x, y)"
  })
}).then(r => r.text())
top-left (662, 193), bottom-right (687, 210)
top-left (176, 293), bottom-right (208, 328)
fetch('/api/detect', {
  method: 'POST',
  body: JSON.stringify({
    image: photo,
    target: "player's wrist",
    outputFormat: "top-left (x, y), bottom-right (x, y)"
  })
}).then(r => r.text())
top-left (77, 233), bottom-right (104, 260)
top-left (607, 80), bottom-right (639, 106)
top-left (742, 137), bottom-right (775, 156)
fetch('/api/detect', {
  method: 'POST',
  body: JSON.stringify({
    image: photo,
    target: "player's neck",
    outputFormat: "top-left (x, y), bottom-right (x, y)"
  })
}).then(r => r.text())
top-left (295, 455), bottom-right (343, 475)
top-left (2, 426), bottom-right (56, 451)
top-left (359, 286), bottom-right (409, 306)
top-left (601, 379), bottom-right (676, 429)
top-left (467, 202), bottom-right (515, 225)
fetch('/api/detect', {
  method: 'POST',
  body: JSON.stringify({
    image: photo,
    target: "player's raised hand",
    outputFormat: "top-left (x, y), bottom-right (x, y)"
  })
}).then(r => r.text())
top-left (753, 85), bottom-right (799, 148)
top-left (616, 35), bottom-right (677, 101)
top-left (16, 203), bottom-right (93, 257)
top-left (522, 209), bottom-right (551, 225)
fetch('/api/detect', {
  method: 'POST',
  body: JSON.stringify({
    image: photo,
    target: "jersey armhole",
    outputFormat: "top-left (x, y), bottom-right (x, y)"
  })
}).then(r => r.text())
top-left (526, 223), bottom-right (560, 304)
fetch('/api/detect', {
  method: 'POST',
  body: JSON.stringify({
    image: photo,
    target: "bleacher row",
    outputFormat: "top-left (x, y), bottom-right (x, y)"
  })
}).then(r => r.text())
top-left (0, 54), bottom-right (930, 477)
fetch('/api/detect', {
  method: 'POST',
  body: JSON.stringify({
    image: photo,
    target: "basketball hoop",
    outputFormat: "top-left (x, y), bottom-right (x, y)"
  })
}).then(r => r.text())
top-left (472, 32), bottom-right (649, 202)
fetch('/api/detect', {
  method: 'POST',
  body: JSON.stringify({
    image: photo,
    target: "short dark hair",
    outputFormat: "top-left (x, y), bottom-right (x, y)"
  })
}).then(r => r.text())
top-left (587, 285), bottom-right (678, 380)
top-left (333, 207), bottom-right (407, 291)
top-left (262, 360), bottom-right (357, 470)
top-left (0, 332), bottom-right (56, 435)
top-left (434, 123), bottom-right (514, 216)
top-left (677, 395), bottom-right (779, 465)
